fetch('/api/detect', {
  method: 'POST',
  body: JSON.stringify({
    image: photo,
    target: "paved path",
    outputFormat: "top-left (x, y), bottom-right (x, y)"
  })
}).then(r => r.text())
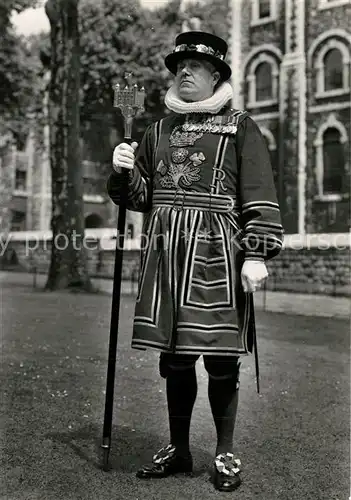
top-left (1, 280), bottom-right (349, 500)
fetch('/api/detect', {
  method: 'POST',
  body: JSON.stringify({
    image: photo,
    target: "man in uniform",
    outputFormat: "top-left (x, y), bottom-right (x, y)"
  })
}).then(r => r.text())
top-left (107, 30), bottom-right (284, 492)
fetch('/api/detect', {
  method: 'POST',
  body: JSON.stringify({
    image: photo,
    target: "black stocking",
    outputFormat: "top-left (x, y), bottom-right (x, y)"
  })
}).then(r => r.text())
top-left (166, 365), bottom-right (197, 457)
top-left (208, 370), bottom-right (239, 456)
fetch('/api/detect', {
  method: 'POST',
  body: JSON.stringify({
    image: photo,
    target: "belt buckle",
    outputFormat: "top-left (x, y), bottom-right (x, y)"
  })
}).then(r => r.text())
top-left (172, 189), bottom-right (186, 211)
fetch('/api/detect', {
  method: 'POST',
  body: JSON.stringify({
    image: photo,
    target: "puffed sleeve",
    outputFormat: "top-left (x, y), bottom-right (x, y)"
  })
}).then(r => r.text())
top-left (107, 124), bottom-right (154, 213)
top-left (236, 115), bottom-right (284, 261)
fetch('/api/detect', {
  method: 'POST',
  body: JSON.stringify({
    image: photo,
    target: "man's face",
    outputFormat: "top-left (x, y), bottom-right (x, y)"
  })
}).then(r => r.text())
top-left (175, 58), bottom-right (220, 102)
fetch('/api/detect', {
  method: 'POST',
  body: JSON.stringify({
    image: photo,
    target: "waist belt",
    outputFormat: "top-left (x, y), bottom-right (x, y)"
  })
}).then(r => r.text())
top-left (152, 190), bottom-right (237, 213)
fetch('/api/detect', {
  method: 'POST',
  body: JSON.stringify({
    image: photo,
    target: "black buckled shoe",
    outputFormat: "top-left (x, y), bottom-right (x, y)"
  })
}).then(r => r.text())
top-left (213, 452), bottom-right (242, 492)
top-left (136, 444), bottom-right (193, 479)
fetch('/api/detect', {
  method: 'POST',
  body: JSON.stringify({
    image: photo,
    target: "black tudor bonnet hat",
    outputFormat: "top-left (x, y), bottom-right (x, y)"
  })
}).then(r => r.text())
top-left (164, 31), bottom-right (232, 82)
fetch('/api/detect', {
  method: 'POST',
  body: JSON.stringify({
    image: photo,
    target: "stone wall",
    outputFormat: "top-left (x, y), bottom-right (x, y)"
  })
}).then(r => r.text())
top-left (265, 246), bottom-right (350, 296)
top-left (306, 0), bottom-right (351, 48)
top-left (1, 233), bottom-right (350, 297)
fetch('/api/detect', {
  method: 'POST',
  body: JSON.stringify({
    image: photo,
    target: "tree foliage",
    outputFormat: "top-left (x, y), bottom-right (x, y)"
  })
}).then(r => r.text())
top-left (0, 0), bottom-right (44, 145)
top-left (78, 0), bottom-right (184, 153)
top-left (2, 0), bottom-right (230, 148)
top-left (34, 0), bottom-right (228, 156)
top-left (76, 0), bottom-right (229, 149)
top-left (182, 0), bottom-right (230, 40)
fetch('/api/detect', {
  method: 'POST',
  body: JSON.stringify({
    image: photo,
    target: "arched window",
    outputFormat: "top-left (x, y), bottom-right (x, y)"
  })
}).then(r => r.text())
top-left (314, 115), bottom-right (349, 200)
top-left (309, 33), bottom-right (351, 97)
top-left (127, 223), bottom-right (134, 239)
top-left (251, 0), bottom-right (277, 25)
top-left (322, 128), bottom-right (345, 194)
top-left (255, 62), bottom-right (273, 101)
top-left (14, 170), bottom-right (27, 191)
top-left (245, 49), bottom-right (280, 107)
top-left (324, 48), bottom-right (343, 91)
top-left (11, 211), bottom-right (26, 231)
top-left (258, 0), bottom-right (271, 18)
top-left (14, 152), bottom-right (28, 192)
top-left (85, 213), bottom-right (104, 228)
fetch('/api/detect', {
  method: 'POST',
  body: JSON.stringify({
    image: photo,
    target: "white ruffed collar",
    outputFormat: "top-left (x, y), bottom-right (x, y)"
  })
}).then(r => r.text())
top-left (165, 82), bottom-right (233, 114)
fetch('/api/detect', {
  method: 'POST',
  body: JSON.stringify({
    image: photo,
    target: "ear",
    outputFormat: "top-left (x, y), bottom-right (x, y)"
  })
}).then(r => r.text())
top-left (212, 71), bottom-right (220, 87)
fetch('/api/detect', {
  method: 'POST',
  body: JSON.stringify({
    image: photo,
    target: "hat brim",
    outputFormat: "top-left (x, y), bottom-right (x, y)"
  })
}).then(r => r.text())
top-left (164, 51), bottom-right (232, 82)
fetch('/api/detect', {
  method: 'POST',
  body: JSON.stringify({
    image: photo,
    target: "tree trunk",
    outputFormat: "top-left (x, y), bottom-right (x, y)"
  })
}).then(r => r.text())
top-left (45, 0), bottom-right (93, 291)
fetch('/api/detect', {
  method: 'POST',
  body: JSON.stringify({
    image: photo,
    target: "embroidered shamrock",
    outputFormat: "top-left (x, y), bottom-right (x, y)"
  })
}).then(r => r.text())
top-left (189, 152), bottom-right (205, 166)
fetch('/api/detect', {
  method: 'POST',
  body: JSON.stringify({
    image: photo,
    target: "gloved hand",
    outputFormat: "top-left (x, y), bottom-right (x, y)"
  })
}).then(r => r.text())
top-left (241, 260), bottom-right (268, 293)
top-left (112, 141), bottom-right (138, 173)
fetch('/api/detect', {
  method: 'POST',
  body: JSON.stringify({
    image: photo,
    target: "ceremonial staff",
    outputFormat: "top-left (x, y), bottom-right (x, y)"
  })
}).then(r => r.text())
top-left (101, 73), bottom-right (145, 471)
top-left (251, 295), bottom-right (260, 394)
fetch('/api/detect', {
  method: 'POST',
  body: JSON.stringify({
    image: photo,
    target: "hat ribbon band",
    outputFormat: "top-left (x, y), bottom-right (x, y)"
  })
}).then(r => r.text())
top-left (174, 43), bottom-right (225, 60)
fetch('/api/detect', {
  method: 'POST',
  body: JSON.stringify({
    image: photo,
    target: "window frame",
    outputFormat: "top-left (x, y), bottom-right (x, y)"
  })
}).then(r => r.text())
top-left (82, 159), bottom-right (104, 203)
top-left (313, 115), bottom-right (349, 201)
top-left (318, 0), bottom-right (350, 10)
top-left (127, 223), bottom-right (135, 240)
top-left (13, 151), bottom-right (28, 195)
top-left (84, 212), bottom-right (104, 229)
top-left (14, 169), bottom-right (27, 193)
top-left (260, 127), bottom-right (277, 152)
top-left (10, 210), bottom-right (26, 231)
top-left (246, 53), bottom-right (279, 108)
top-left (255, 61), bottom-right (274, 102)
top-left (250, 0), bottom-right (277, 26)
top-left (314, 39), bottom-right (351, 99)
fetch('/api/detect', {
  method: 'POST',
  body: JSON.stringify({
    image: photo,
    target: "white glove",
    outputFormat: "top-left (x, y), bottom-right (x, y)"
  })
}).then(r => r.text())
top-left (112, 141), bottom-right (138, 172)
top-left (241, 260), bottom-right (268, 293)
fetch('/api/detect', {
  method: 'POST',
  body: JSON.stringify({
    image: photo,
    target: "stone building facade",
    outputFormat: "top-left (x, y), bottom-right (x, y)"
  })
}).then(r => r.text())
top-left (229, 0), bottom-right (350, 234)
top-left (0, 125), bottom-right (142, 239)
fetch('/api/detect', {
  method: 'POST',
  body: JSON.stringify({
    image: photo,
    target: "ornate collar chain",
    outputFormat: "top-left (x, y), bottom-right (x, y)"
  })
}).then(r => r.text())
top-left (182, 112), bottom-right (241, 135)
